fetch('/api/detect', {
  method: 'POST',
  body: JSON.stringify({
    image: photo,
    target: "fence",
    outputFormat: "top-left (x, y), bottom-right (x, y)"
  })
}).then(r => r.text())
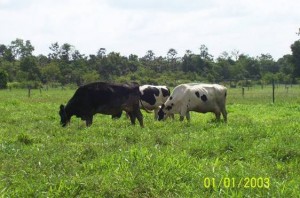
top-left (4, 83), bottom-right (300, 105)
top-left (227, 83), bottom-right (300, 104)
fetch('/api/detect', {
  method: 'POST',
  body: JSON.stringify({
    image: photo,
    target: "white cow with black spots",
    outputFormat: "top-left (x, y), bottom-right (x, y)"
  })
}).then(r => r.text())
top-left (158, 83), bottom-right (227, 122)
top-left (139, 85), bottom-right (171, 119)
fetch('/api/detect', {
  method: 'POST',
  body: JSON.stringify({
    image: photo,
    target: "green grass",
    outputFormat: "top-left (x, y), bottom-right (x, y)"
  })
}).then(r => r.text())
top-left (0, 85), bottom-right (300, 197)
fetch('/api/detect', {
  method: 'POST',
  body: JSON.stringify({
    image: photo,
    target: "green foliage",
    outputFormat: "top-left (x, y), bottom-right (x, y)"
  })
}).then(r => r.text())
top-left (9, 38), bottom-right (34, 59)
top-left (19, 56), bottom-right (40, 81)
top-left (0, 70), bottom-right (8, 89)
top-left (291, 40), bottom-right (300, 77)
top-left (7, 82), bottom-right (21, 89)
top-left (1, 38), bottom-right (300, 86)
top-left (0, 87), bottom-right (300, 197)
top-left (82, 71), bottom-right (100, 84)
top-left (7, 81), bottom-right (42, 89)
top-left (40, 62), bottom-right (61, 83)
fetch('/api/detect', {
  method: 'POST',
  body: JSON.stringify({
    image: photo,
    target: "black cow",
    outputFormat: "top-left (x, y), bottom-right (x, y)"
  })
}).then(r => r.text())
top-left (59, 82), bottom-right (144, 127)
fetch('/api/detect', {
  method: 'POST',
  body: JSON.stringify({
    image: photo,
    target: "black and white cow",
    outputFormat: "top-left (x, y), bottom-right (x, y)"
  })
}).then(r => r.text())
top-left (59, 82), bottom-right (144, 127)
top-left (158, 83), bottom-right (227, 122)
top-left (139, 85), bottom-right (171, 119)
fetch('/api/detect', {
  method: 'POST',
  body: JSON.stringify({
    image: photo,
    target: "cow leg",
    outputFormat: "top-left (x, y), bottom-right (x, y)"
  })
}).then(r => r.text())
top-left (215, 112), bottom-right (221, 121)
top-left (186, 111), bottom-right (191, 121)
top-left (86, 116), bottom-right (93, 127)
top-left (112, 111), bottom-right (123, 120)
top-left (180, 106), bottom-right (187, 121)
top-left (136, 109), bottom-right (144, 128)
top-left (127, 112), bottom-right (136, 125)
top-left (154, 108), bottom-right (158, 120)
top-left (221, 107), bottom-right (227, 122)
top-left (170, 113), bottom-right (175, 120)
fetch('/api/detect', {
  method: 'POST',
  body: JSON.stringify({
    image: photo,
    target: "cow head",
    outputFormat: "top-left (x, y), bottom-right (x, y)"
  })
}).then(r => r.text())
top-left (59, 104), bottom-right (70, 127)
top-left (158, 103), bottom-right (173, 121)
top-left (158, 104), bottom-right (166, 121)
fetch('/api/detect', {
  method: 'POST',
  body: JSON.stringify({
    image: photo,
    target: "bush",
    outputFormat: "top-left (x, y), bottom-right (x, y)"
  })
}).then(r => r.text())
top-left (48, 82), bottom-right (62, 88)
top-left (237, 79), bottom-right (253, 87)
top-left (7, 82), bottom-right (22, 89)
top-left (0, 70), bottom-right (8, 89)
top-left (7, 81), bottom-right (42, 89)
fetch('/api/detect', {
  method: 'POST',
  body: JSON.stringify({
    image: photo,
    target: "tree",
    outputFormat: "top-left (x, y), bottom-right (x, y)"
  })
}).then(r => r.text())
top-left (40, 62), bottom-right (61, 83)
top-left (9, 39), bottom-right (34, 59)
top-left (167, 48), bottom-right (177, 61)
top-left (258, 54), bottom-right (278, 75)
top-left (98, 52), bottom-right (127, 80)
top-left (216, 52), bottom-right (235, 80)
top-left (231, 49), bottom-right (240, 61)
top-left (48, 42), bottom-right (75, 62)
top-left (72, 50), bottom-right (85, 61)
top-left (291, 40), bottom-right (300, 77)
top-left (230, 54), bottom-right (249, 80)
top-left (0, 44), bottom-right (6, 57)
top-left (23, 40), bottom-right (35, 57)
top-left (182, 51), bottom-right (194, 72)
top-left (278, 55), bottom-right (294, 76)
top-left (141, 50), bottom-right (157, 73)
top-left (239, 55), bottom-right (260, 79)
top-left (82, 71), bottom-right (100, 84)
top-left (97, 48), bottom-right (106, 58)
top-left (59, 43), bottom-right (73, 62)
top-left (128, 54), bottom-right (141, 72)
top-left (143, 50), bottom-right (155, 61)
top-left (0, 44), bottom-right (14, 62)
top-left (167, 48), bottom-right (178, 71)
top-left (199, 45), bottom-right (213, 61)
top-left (19, 56), bottom-right (40, 81)
top-left (0, 70), bottom-right (8, 89)
top-left (48, 42), bottom-right (60, 60)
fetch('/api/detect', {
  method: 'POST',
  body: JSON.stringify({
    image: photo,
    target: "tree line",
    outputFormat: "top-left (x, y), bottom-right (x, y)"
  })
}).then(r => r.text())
top-left (0, 37), bottom-right (300, 89)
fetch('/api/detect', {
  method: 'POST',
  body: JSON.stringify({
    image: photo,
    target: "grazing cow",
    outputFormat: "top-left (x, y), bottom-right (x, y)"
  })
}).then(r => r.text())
top-left (158, 83), bottom-right (227, 122)
top-left (139, 85), bottom-right (171, 119)
top-left (59, 82), bottom-right (144, 127)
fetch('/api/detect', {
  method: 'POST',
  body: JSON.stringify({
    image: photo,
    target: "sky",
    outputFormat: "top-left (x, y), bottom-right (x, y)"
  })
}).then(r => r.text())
top-left (0, 0), bottom-right (299, 60)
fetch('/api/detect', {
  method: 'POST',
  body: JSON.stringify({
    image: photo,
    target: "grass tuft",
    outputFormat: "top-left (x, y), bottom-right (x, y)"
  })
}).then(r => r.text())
top-left (17, 133), bottom-right (34, 145)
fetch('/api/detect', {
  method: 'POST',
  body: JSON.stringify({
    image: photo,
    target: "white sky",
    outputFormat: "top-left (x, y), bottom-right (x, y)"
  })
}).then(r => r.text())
top-left (0, 0), bottom-right (299, 60)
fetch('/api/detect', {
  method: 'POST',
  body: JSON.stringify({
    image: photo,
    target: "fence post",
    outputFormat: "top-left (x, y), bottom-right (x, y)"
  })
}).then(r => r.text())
top-left (242, 87), bottom-right (245, 98)
top-left (28, 87), bottom-right (31, 98)
top-left (272, 80), bottom-right (275, 103)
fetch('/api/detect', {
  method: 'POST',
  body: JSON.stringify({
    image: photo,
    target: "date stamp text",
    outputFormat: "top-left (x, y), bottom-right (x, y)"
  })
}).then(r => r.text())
top-left (203, 177), bottom-right (270, 189)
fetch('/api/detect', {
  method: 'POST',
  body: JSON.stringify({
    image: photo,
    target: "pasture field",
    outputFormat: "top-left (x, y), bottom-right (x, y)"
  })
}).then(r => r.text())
top-left (0, 85), bottom-right (300, 197)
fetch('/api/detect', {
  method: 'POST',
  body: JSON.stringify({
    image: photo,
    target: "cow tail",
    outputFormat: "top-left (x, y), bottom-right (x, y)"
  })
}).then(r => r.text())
top-left (139, 99), bottom-right (152, 113)
top-left (137, 86), bottom-right (152, 113)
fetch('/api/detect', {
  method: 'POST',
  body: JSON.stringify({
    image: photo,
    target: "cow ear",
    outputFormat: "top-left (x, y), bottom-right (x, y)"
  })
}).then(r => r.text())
top-left (60, 104), bottom-right (65, 110)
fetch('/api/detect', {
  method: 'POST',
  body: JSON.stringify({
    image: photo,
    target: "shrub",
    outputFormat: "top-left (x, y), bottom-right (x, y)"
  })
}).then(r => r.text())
top-left (0, 70), bottom-right (8, 89)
